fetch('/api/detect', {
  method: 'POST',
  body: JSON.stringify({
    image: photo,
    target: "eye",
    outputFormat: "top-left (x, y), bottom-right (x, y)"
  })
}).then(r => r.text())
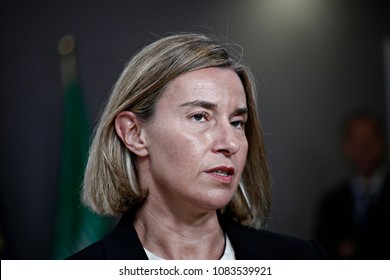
top-left (190, 112), bottom-right (208, 122)
top-left (231, 119), bottom-right (246, 129)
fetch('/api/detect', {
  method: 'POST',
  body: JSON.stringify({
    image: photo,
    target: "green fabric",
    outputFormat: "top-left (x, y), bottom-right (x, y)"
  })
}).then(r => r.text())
top-left (54, 80), bottom-right (110, 259)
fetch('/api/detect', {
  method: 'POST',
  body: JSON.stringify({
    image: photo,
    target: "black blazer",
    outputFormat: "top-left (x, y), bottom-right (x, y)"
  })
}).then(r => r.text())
top-left (68, 211), bottom-right (326, 260)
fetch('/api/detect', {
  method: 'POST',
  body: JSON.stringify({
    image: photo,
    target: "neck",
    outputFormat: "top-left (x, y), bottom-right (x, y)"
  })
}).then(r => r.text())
top-left (133, 198), bottom-right (225, 260)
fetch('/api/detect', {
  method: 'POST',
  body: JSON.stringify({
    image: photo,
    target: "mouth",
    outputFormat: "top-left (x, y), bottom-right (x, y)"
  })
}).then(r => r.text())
top-left (207, 166), bottom-right (235, 175)
top-left (206, 166), bottom-right (235, 183)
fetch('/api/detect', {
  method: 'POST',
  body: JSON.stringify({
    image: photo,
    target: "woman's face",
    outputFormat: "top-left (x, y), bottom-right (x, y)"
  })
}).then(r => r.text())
top-left (142, 67), bottom-right (248, 213)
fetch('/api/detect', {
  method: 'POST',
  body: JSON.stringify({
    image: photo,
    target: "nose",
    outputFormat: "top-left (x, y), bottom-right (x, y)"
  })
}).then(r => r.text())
top-left (211, 121), bottom-right (240, 157)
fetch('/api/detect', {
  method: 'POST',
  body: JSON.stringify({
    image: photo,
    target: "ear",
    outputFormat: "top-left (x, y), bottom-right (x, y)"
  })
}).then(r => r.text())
top-left (115, 111), bottom-right (149, 157)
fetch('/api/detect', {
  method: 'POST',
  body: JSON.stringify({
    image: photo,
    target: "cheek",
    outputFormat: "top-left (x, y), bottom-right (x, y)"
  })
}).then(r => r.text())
top-left (173, 137), bottom-right (208, 171)
top-left (147, 127), bottom-right (205, 168)
top-left (239, 139), bottom-right (249, 167)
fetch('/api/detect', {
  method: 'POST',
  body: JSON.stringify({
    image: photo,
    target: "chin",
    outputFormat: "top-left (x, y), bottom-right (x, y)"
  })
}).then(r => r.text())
top-left (196, 192), bottom-right (235, 211)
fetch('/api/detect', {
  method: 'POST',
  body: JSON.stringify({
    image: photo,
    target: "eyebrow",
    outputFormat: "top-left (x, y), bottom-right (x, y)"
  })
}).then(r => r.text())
top-left (179, 100), bottom-right (217, 110)
top-left (233, 107), bottom-right (248, 117)
top-left (179, 100), bottom-right (248, 116)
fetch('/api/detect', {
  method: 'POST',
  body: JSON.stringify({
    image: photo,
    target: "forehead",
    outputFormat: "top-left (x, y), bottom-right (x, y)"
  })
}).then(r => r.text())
top-left (159, 67), bottom-right (247, 106)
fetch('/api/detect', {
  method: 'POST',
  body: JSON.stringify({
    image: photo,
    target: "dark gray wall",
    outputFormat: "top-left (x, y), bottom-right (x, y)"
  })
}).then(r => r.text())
top-left (1, 0), bottom-right (388, 259)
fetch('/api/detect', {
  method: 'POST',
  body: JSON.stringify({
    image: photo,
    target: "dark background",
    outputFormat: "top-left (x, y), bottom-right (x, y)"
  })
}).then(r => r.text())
top-left (1, 0), bottom-right (389, 259)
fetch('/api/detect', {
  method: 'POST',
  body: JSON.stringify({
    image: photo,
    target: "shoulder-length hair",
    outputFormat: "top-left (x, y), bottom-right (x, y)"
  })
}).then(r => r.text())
top-left (83, 33), bottom-right (272, 229)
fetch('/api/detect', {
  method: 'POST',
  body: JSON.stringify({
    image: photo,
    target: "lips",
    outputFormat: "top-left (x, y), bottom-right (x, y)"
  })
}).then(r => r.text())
top-left (206, 166), bottom-right (235, 175)
top-left (205, 166), bottom-right (235, 184)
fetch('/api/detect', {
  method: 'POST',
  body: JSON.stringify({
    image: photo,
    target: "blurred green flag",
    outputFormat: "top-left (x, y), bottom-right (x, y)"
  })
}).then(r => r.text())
top-left (54, 35), bottom-right (111, 259)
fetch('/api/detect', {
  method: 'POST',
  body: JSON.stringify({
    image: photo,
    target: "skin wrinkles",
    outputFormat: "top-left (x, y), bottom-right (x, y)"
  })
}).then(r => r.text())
top-left (135, 205), bottom-right (225, 259)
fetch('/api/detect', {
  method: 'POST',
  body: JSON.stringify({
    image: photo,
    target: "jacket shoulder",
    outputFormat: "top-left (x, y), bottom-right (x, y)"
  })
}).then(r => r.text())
top-left (66, 241), bottom-right (106, 260)
top-left (66, 212), bottom-right (148, 260)
top-left (220, 215), bottom-right (327, 259)
top-left (257, 229), bottom-right (328, 259)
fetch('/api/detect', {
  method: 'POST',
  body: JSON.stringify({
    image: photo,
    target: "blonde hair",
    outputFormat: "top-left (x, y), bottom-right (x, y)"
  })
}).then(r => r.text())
top-left (83, 33), bottom-right (271, 228)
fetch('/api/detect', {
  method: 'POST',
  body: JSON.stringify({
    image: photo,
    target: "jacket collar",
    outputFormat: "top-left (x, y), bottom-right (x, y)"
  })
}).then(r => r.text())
top-left (217, 213), bottom-right (281, 259)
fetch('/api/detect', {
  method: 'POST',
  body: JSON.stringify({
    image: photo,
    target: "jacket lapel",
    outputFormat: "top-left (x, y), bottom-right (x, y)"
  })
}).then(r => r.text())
top-left (218, 213), bottom-right (281, 259)
top-left (102, 211), bottom-right (148, 260)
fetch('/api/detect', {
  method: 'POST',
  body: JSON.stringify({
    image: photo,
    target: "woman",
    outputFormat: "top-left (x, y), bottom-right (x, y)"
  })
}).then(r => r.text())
top-left (69, 33), bottom-right (326, 260)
